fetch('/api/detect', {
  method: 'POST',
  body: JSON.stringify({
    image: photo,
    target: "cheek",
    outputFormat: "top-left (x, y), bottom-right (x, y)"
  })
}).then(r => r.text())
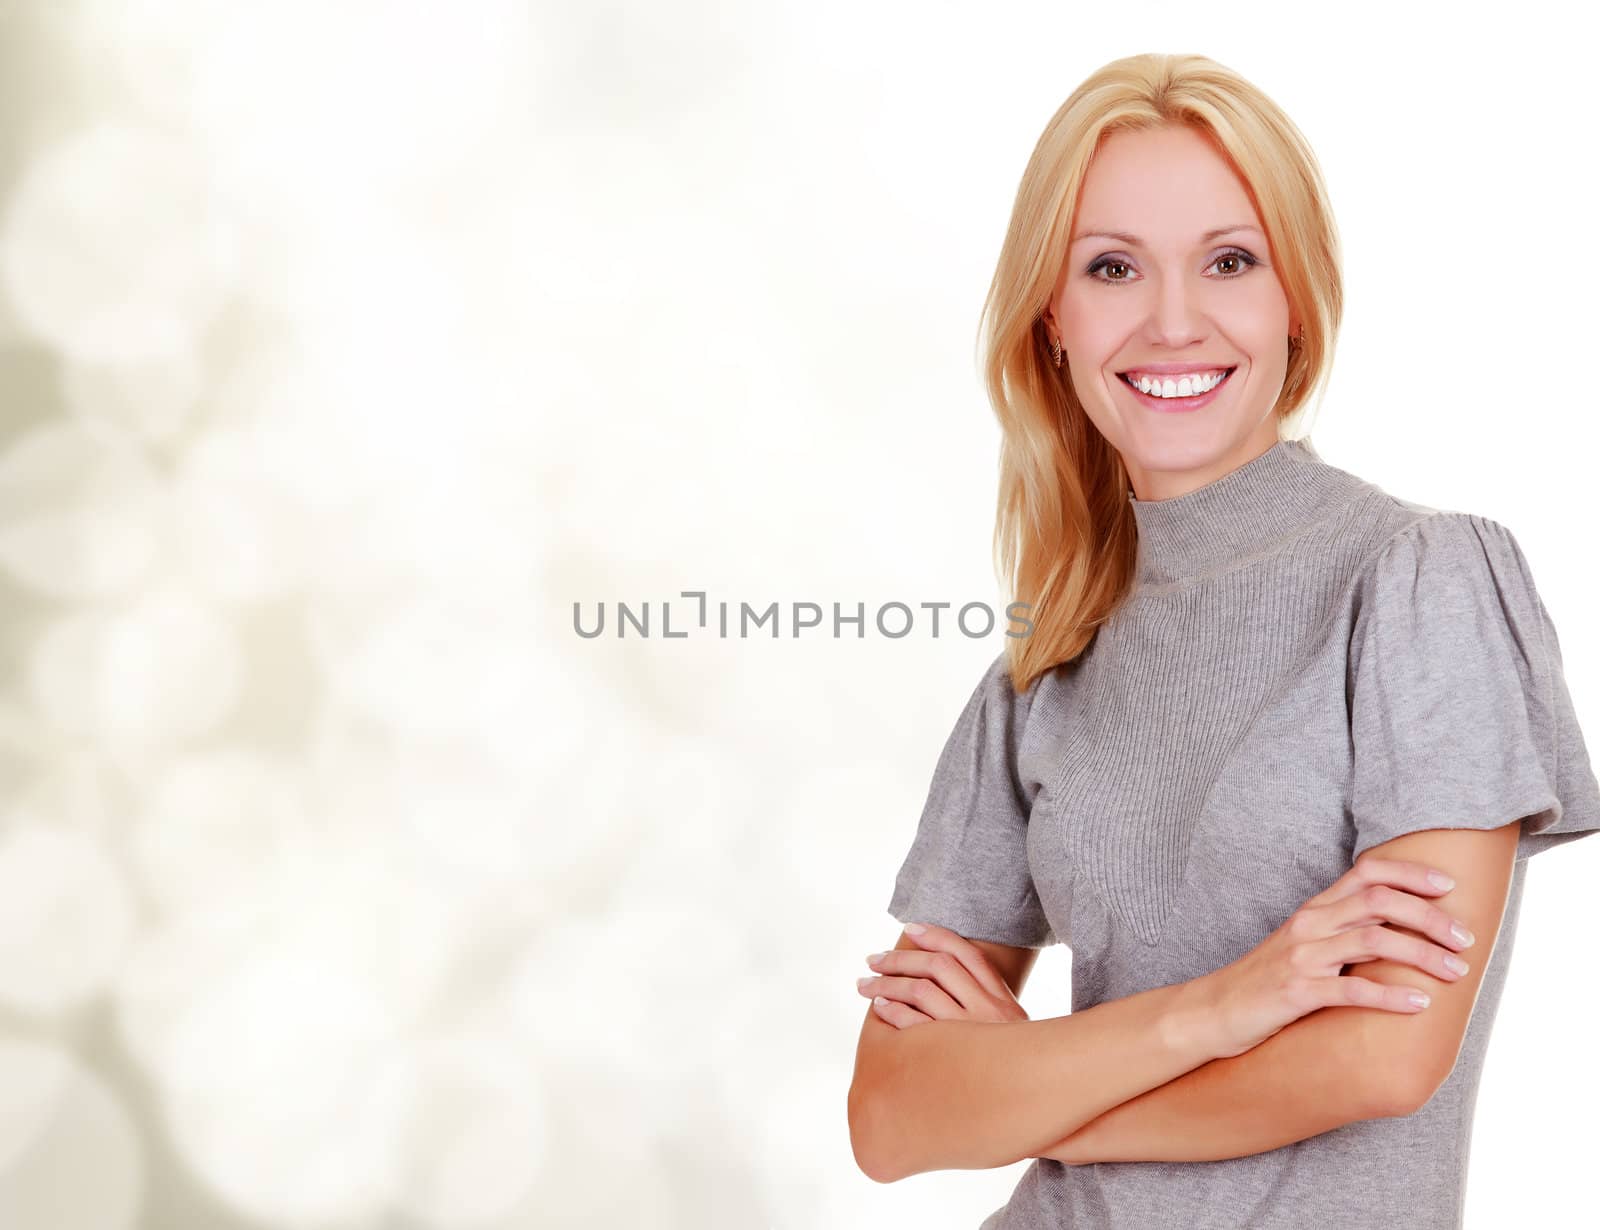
top-left (1057, 290), bottom-right (1121, 354)
top-left (1244, 316), bottom-right (1293, 360)
top-left (1234, 285), bottom-right (1293, 341)
top-left (1066, 361), bottom-right (1117, 411)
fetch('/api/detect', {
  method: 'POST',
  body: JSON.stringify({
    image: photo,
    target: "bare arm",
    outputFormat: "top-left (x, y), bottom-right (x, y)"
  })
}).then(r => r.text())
top-left (848, 930), bottom-right (1220, 1183)
top-left (1031, 996), bottom-right (1397, 1164)
top-left (1030, 824), bottom-right (1518, 1164)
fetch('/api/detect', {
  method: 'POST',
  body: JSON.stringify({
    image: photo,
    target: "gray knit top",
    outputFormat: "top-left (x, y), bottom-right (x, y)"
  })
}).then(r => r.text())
top-left (887, 436), bottom-right (1600, 1229)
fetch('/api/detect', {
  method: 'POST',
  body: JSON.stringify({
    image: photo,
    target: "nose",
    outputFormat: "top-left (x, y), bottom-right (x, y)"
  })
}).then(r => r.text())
top-left (1146, 275), bottom-right (1209, 346)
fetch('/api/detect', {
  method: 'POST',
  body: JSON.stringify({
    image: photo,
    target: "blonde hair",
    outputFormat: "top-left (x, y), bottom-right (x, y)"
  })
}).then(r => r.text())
top-left (982, 53), bottom-right (1342, 692)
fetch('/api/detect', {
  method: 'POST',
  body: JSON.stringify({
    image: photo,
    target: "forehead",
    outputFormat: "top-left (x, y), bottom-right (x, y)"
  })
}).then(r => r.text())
top-left (1073, 126), bottom-right (1260, 242)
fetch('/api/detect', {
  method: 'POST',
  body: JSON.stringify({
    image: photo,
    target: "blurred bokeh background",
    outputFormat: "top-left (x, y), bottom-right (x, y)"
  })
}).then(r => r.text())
top-left (0, 2), bottom-right (1594, 1228)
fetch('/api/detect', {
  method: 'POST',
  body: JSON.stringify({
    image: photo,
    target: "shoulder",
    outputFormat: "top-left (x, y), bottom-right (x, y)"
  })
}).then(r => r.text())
top-left (1230, 445), bottom-right (1529, 605)
top-left (962, 649), bottom-right (1081, 792)
top-left (1344, 502), bottom-right (1551, 689)
top-left (1301, 451), bottom-right (1556, 677)
top-left (1302, 446), bottom-right (1536, 611)
top-left (947, 650), bottom-right (1037, 739)
top-left (1352, 504), bottom-right (1534, 603)
top-left (981, 645), bottom-right (1086, 734)
top-left (1294, 443), bottom-right (1534, 589)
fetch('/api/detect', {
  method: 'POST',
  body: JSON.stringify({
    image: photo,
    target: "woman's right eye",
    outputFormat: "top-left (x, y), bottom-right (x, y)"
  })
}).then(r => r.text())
top-left (1085, 257), bottom-right (1132, 283)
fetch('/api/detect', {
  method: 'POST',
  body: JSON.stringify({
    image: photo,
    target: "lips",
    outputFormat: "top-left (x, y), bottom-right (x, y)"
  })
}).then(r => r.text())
top-left (1117, 366), bottom-right (1237, 391)
top-left (1116, 364), bottom-right (1238, 413)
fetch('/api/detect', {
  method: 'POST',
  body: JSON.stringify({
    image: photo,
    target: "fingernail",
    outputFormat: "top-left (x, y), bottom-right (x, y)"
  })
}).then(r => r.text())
top-left (904, 923), bottom-right (927, 935)
top-left (1408, 991), bottom-right (1431, 1008)
top-left (856, 977), bottom-right (874, 991)
top-left (1428, 871), bottom-right (1455, 890)
top-left (1451, 923), bottom-right (1475, 947)
top-left (866, 952), bottom-right (887, 965)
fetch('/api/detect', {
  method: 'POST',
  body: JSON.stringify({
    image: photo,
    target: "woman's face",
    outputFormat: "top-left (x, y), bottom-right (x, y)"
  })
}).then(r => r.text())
top-left (1043, 124), bottom-right (1298, 500)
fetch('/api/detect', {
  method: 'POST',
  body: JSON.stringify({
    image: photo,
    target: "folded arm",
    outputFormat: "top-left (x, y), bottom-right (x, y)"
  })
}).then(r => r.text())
top-left (848, 929), bottom-right (1221, 1183)
top-left (1033, 998), bottom-right (1397, 1164)
top-left (1035, 822), bottom-right (1519, 1164)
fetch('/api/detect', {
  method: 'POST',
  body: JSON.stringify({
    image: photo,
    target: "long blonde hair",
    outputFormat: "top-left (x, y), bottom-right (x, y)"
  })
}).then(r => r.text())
top-left (983, 53), bottom-right (1342, 692)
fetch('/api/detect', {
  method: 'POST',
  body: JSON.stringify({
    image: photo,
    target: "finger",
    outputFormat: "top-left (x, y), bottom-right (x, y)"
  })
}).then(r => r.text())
top-left (1301, 858), bottom-right (1455, 911)
top-left (870, 994), bottom-right (933, 1029)
top-left (1318, 923), bottom-right (1471, 983)
top-left (1316, 975), bottom-right (1434, 1014)
top-left (899, 923), bottom-right (1013, 1003)
top-left (868, 947), bottom-right (990, 1011)
top-left (859, 974), bottom-right (963, 1020)
top-left (1322, 883), bottom-right (1475, 953)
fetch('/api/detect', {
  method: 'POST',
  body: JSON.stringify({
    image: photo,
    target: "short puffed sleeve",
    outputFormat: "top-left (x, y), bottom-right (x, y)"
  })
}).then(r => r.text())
top-left (886, 651), bottom-right (1055, 948)
top-left (1348, 511), bottom-right (1600, 862)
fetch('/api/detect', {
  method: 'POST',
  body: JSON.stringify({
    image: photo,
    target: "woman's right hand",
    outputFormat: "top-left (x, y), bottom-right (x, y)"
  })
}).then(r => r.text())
top-left (1199, 857), bottom-right (1478, 1060)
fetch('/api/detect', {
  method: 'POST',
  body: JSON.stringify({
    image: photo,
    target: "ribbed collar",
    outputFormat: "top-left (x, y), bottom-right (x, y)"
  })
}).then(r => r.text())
top-left (1129, 436), bottom-right (1354, 588)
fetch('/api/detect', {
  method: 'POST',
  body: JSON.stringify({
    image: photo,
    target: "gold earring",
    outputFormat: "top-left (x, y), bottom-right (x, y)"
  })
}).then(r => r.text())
top-left (1051, 336), bottom-right (1063, 368)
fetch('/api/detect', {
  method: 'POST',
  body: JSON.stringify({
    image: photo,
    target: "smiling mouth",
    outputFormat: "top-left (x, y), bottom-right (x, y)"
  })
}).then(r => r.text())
top-left (1117, 366), bottom-right (1238, 395)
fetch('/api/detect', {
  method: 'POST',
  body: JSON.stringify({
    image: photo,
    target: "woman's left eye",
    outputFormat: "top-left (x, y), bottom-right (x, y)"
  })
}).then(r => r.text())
top-left (1211, 247), bottom-right (1259, 276)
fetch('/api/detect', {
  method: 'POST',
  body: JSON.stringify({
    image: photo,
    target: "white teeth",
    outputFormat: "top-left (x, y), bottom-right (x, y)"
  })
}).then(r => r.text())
top-left (1126, 369), bottom-right (1228, 398)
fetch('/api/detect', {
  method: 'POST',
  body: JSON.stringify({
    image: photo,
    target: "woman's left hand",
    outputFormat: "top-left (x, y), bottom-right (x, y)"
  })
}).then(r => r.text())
top-left (854, 922), bottom-right (1030, 1029)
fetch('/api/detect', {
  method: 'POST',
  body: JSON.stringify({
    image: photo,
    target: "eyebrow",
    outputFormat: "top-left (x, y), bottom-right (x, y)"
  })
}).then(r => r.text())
top-left (1070, 225), bottom-right (1264, 248)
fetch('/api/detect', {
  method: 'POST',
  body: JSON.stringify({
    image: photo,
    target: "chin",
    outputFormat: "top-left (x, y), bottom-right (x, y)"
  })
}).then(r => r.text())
top-left (1115, 416), bottom-right (1275, 477)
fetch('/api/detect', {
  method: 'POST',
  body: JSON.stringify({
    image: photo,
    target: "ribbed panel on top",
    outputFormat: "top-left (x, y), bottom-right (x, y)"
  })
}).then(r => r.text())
top-left (1056, 517), bottom-right (1363, 944)
top-left (1049, 437), bottom-right (1371, 944)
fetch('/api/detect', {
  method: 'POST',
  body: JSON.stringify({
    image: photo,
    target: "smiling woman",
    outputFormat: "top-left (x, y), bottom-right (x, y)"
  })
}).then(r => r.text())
top-left (1049, 130), bottom-right (1294, 444)
top-left (848, 50), bottom-right (1600, 1230)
